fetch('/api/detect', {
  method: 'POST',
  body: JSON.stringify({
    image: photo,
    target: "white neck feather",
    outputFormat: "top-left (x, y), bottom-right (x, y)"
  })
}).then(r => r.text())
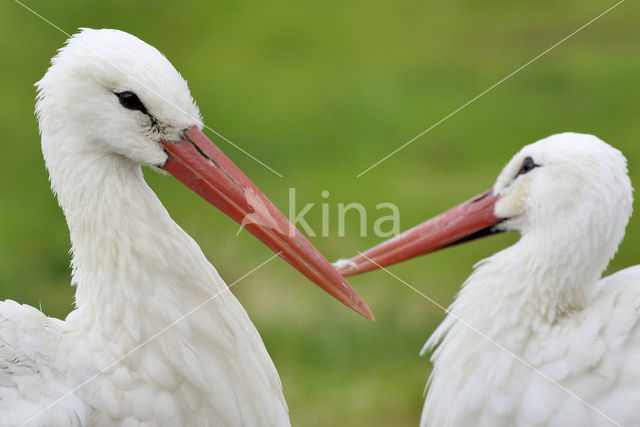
top-left (434, 229), bottom-right (608, 347)
top-left (44, 133), bottom-right (225, 345)
top-left (42, 132), bottom-right (289, 424)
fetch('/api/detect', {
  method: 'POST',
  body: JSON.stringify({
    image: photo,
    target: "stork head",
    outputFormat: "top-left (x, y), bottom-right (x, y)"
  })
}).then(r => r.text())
top-left (335, 133), bottom-right (633, 276)
top-left (37, 28), bottom-right (200, 166)
top-left (493, 133), bottom-right (632, 237)
top-left (36, 29), bottom-right (373, 320)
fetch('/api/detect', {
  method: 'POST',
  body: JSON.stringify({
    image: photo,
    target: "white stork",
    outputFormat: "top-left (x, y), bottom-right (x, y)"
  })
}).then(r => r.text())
top-left (0, 28), bottom-right (373, 426)
top-left (337, 133), bottom-right (640, 426)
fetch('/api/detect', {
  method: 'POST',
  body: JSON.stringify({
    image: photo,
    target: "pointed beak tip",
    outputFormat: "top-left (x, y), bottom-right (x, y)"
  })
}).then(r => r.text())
top-left (358, 303), bottom-right (376, 321)
top-left (331, 260), bottom-right (374, 319)
top-left (334, 258), bottom-right (365, 277)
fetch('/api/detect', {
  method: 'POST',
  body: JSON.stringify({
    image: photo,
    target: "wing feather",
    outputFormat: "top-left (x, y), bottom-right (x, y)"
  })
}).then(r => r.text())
top-left (0, 300), bottom-right (89, 426)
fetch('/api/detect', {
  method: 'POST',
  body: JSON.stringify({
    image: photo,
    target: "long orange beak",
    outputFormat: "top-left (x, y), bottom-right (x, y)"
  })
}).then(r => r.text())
top-left (335, 189), bottom-right (503, 276)
top-left (160, 126), bottom-right (373, 320)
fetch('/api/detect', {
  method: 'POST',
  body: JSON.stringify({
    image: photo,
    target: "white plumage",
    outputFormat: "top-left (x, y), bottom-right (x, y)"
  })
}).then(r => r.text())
top-left (336, 133), bottom-right (639, 426)
top-left (1, 28), bottom-right (289, 427)
top-left (421, 134), bottom-right (638, 426)
top-left (1, 28), bottom-right (372, 426)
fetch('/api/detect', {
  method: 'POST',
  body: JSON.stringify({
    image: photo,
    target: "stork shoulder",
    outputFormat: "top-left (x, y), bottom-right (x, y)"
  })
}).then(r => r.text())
top-left (594, 265), bottom-right (640, 299)
top-left (585, 265), bottom-right (640, 343)
top-left (0, 300), bottom-right (89, 426)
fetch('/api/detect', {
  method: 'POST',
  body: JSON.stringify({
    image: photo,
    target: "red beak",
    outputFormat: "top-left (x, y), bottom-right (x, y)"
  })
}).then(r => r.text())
top-left (160, 126), bottom-right (373, 320)
top-left (335, 190), bottom-right (502, 276)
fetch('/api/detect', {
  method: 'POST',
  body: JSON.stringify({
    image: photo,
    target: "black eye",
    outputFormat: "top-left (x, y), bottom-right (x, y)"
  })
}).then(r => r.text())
top-left (116, 91), bottom-right (147, 112)
top-left (516, 156), bottom-right (539, 177)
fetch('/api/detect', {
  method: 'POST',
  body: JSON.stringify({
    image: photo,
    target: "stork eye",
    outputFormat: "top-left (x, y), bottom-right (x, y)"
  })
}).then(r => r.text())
top-left (516, 156), bottom-right (539, 177)
top-left (116, 91), bottom-right (147, 112)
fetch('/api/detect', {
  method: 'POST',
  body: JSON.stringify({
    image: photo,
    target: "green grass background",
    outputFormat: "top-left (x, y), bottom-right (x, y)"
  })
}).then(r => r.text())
top-left (1, 0), bottom-right (639, 425)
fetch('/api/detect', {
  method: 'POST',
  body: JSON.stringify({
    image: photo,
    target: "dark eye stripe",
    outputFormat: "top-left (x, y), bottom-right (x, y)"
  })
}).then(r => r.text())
top-left (115, 91), bottom-right (147, 113)
top-left (516, 156), bottom-right (540, 178)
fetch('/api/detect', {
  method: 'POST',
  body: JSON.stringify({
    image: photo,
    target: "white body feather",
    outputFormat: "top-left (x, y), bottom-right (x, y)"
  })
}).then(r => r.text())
top-left (420, 134), bottom-right (639, 426)
top-left (1, 29), bottom-right (290, 426)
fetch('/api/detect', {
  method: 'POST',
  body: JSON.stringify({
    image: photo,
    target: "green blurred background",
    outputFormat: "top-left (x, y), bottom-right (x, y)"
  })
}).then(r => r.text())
top-left (1, 0), bottom-right (638, 425)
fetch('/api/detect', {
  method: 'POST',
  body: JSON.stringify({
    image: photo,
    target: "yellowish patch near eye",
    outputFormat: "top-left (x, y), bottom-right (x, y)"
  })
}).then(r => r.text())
top-left (495, 180), bottom-right (530, 219)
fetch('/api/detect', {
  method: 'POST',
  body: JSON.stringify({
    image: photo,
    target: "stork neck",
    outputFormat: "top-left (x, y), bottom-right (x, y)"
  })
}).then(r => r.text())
top-left (512, 232), bottom-right (595, 320)
top-left (455, 229), bottom-right (606, 333)
top-left (50, 148), bottom-right (208, 341)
